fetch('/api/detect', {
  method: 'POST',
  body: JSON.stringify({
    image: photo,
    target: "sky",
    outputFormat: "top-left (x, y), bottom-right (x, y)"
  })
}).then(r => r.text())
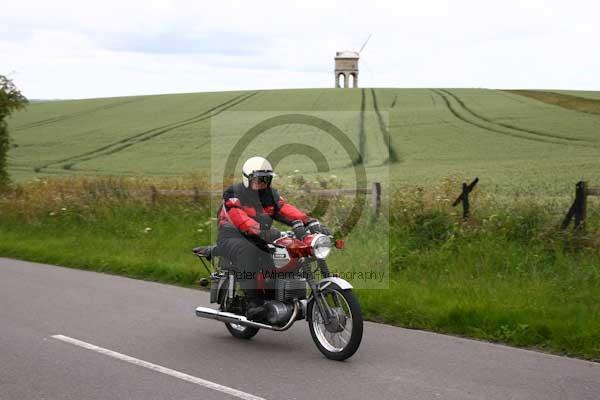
top-left (2, 0), bottom-right (599, 99)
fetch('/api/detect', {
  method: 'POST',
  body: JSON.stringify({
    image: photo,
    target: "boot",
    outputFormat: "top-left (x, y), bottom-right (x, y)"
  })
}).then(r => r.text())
top-left (245, 297), bottom-right (267, 322)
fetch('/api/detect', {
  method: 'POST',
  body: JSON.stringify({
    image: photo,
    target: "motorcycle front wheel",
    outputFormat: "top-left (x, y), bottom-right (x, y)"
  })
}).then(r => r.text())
top-left (307, 282), bottom-right (363, 361)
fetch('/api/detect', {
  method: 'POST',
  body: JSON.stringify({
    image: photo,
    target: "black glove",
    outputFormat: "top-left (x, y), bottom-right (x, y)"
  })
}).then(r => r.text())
top-left (259, 227), bottom-right (281, 243)
top-left (291, 220), bottom-right (308, 239)
top-left (318, 224), bottom-right (332, 236)
top-left (306, 219), bottom-right (332, 236)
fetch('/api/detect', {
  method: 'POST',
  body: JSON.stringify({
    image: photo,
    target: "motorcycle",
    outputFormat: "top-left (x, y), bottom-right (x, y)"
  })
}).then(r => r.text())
top-left (193, 227), bottom-right (363, 361)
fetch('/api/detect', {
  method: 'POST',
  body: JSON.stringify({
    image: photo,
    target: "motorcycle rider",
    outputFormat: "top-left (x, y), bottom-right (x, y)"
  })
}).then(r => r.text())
top-left (217, 156), bottom-right (330, 321)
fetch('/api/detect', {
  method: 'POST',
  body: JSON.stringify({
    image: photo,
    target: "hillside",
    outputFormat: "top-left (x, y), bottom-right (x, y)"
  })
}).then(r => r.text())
top-left (7, 88), bottom-right (600, 196)
top-left (4, 89), bottom-right (600, 360)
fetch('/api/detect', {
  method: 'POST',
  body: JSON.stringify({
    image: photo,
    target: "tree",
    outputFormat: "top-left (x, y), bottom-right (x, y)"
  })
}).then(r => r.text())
top-left (0, 75), bottom-right (28, 189)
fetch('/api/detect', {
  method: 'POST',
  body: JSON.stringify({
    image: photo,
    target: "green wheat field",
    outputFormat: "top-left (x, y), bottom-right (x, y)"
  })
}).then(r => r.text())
top-left (7, 88), bottom-right (600, 196)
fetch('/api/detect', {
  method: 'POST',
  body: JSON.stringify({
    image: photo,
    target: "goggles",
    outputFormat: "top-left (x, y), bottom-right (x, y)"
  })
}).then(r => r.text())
top-left (246, 170), bottom-right (275, 185)
top-left (251, 175), bottom-right (273, 185)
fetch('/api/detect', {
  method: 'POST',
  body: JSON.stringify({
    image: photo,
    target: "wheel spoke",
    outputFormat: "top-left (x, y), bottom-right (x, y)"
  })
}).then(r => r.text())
top-left (325, 330), bottom-right (334, 345)
top-left (340, 328), bottom-right (351, 342)
top-left (337, 334), bottom-right (344, 348)
top-left (340, 333), bottom-right (347, 347)
top-left (332, 332), bottom-right (339, 346)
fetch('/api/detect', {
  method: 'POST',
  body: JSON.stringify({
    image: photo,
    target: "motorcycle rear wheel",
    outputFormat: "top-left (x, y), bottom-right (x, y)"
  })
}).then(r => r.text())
top-left (225, 322), bottom-right (260, 339)
top-left (218, 276), bottom-right (260, 340)
top-left (308, 283), bottom-right (363, 361)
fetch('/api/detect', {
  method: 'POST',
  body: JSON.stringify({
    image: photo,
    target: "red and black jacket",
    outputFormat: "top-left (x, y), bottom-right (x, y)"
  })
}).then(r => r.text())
top-left (218, 183), bottom-right (309, 236)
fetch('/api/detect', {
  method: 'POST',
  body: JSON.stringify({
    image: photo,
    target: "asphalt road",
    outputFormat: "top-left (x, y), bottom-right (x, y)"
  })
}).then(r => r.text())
top-left (1, 257), bottom-right (599, 400)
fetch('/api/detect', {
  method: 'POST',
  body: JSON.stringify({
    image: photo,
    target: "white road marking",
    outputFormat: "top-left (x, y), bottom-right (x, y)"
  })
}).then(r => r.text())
top-left (52, 334), bottom-right (266, 400)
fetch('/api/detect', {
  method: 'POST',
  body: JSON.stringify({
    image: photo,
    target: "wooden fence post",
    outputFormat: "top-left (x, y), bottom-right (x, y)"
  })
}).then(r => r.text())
top-left (574, 181), bottom-right (587, 230)
top-left (371, 182), bottom-right (381, 219)
top-left (461, 182), bottom-right (470, 218)
top-left (452, 178), bottom-right (479, 219)
top-left (150, 185), bottom-right (157, 205)
top-left (562, 181), bottom-right (588, 231)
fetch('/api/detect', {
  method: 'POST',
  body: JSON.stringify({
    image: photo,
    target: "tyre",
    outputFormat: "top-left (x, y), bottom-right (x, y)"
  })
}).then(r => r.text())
top-left (225, 322), bottom-right (260, 339)
top-left (218, 275), bottom-right (260, 340)
top-left (308, 283), bottom-right (363, 361)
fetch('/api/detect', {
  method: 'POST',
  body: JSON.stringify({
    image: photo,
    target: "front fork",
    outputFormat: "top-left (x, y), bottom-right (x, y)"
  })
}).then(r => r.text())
top-left (305, 259), bottom-right (334, 324)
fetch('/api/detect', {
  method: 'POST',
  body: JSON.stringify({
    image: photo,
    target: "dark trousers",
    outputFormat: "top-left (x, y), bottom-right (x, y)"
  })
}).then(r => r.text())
top-left (217, 228), bottom-right (273, 298)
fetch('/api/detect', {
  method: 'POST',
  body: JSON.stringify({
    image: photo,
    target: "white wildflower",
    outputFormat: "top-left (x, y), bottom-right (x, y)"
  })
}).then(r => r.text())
top-left (144, 227), bottom-right (152, 233)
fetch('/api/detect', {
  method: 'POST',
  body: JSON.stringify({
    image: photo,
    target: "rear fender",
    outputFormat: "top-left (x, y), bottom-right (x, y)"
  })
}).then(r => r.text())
top-left (216, 274), bottom-right (233, 307)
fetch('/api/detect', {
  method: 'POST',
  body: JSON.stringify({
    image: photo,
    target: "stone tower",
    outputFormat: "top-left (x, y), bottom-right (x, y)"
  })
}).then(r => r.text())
top-left (334, 51), bottom-right (359, 88)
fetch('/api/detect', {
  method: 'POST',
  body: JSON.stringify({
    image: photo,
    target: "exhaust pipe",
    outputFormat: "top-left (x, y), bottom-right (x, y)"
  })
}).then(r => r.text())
top-left (195, 301), bottom-right (299, 331)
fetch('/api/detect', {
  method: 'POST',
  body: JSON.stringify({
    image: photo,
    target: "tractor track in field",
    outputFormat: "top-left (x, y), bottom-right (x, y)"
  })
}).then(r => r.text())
top-left (13, 98), bottom-right (148, 131)
top-left (430, 94), bottom-right (438, 107)
top-left (358, 89), bottom-right (366, 165)
top-left (11, 164), bottom-right (195, 178)
top-left (431, 89), bottom-right (593, 147)
top-left (35, 92), bottom-right (259, 172)
top-left (10, 165), bottom-right (67, 176)
top-left (308, 89), bottom-right (325, 109)
top-left (370, 88), bottom-right (399, 163)
top-left (438, 89), bottom-right (594, 144)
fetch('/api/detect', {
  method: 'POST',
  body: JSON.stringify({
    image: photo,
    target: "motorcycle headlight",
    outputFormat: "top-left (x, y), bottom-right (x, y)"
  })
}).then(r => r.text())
top-left (311, 234), bottom-right (332, 259)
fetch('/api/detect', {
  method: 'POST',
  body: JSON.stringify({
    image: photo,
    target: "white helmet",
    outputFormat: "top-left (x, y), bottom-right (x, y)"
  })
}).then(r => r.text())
top-left (242, 156), bottom-right (276, 188)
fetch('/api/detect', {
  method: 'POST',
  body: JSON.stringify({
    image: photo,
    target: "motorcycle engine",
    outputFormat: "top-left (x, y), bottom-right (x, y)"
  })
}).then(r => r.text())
top-left (264, 301), bottom-right (294, 326)
top-left (275, 278), bottom-right (307, 302)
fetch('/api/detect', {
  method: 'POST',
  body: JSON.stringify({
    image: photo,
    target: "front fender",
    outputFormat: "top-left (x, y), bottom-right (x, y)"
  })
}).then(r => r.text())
top-left (306, 277), bottom-right (354, 322)
top-left (318, 276), bottom-right (353, 291)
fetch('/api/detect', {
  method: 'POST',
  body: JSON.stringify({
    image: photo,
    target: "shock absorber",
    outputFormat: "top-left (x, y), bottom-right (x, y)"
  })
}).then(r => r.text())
top-left (317, 259), bottom-right (330, 278)
top-left (304, 259), bottom-right (333, 324)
